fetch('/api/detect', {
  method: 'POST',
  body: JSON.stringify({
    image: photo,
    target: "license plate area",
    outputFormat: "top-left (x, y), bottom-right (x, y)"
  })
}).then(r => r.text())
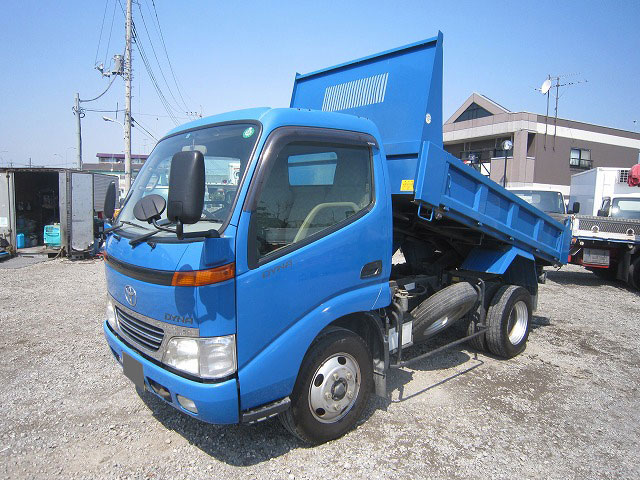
top-left (583, 248), bottom-right (609, 266)
top-left (122, 351), bottom-right (145, 390)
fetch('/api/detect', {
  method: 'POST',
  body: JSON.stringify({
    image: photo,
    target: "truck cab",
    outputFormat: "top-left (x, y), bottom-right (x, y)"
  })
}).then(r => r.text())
top-left (597, 195), bottom-right (640, 219)
top-left (104, 107), bottom-right (392, 429)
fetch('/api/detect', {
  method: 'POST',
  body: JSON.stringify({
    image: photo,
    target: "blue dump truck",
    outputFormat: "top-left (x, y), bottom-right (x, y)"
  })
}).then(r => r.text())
top-left (102, 33), bottom-right (571, 444)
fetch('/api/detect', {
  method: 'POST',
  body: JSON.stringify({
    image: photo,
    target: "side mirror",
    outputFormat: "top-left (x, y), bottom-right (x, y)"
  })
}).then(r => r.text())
top-left (133, 194), bottom-right (166, 223)
top-left (167, 150), bottom-right (205, 225)
top-left (571, 202), bottom-right (580, 214)
top-left (103, 182), bottom-right (117, 220)
top-left (597, 209), bottom-right (608, 217)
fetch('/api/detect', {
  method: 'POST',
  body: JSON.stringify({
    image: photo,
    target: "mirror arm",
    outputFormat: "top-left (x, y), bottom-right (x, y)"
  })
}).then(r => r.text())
top-left (151, 218), bottom-right (178, 233)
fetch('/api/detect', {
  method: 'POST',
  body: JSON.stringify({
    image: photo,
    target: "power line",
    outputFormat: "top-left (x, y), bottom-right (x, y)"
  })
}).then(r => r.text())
top-left (80, 74), bottom-right (118, 103)
top-left (132, 22), bottom-right (180, 124)
top-left (148, 0), bottom-right (191, 110)
top-left (82, 107), bottom-right (189, 120)
top-left (94, 0), bottom-right (111, 66)
top-left (132, 117), bottom-right (158, 141)
top-left (115, 0), bottom-right (181, 126)
top-left (136, 2), bottom-right (185, 114)
top-left (104, 0), bottom-right (118, 69)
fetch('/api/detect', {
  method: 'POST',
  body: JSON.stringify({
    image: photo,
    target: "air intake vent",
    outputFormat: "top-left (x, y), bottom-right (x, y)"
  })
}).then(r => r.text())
top-left (321, 73), bottom-right (389, 112)
top-left (116, 308), bottom-right (164, 351)
top-left (619, 169), bottom-right (629, 183)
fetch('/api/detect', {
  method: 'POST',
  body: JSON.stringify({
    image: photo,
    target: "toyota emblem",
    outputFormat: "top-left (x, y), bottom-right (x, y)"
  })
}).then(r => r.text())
top-left (124, 285), bottom-right (137, 307)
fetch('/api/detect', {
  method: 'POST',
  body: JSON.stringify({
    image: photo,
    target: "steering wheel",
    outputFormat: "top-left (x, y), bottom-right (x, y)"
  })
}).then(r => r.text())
top-left (293, 202), bottom-right (359, 243)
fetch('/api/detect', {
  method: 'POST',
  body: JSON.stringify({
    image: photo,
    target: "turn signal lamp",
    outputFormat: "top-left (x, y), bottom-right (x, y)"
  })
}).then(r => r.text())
top-left (171, 263), bottom-right (235, 287)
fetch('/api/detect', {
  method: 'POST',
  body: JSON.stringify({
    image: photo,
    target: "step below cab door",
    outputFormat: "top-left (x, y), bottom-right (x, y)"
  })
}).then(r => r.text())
top-left (234, 126), bottom-right (391, 411)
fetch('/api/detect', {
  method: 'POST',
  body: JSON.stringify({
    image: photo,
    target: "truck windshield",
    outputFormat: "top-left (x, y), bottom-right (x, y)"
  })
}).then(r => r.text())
top-left (611, 198), bottom-right (640, 219)
top-left (510, 190), bottom-right (565, 214)
top-left (117, 123), bottom-right (259, 236)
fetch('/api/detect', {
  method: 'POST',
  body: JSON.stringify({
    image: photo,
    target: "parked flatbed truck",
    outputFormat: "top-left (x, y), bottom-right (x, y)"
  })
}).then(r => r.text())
top-left (102, 33), bottom-right (571, 443)
top-left (568, 168), bottom-right (640, 289)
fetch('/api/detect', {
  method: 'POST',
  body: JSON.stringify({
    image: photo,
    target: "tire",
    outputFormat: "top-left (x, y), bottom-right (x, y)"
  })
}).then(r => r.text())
top-left (411, 282), bottom-right (478, 343)
top-left (485, 285), bottom-right (532, 358)
top-left (465, 303), bottom-right (487, 352)
top-left (279, 328), bottom-right (373, 444)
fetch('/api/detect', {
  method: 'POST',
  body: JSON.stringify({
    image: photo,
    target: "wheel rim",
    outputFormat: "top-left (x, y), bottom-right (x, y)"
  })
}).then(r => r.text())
top-left (422, 303), bottom-right (469, 338)
top-left (507, 300), bottom-right (528, 345)
top-left (308, 352), bottom-right (361, 423)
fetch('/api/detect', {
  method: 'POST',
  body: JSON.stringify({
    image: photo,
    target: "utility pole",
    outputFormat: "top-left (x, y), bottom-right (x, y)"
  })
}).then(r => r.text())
top-left (74, 93), bottom-right (83, 169)
top-left (553, 76), bottom-right (560, 150)
top-left (124, 0), bottom-right (133, 194)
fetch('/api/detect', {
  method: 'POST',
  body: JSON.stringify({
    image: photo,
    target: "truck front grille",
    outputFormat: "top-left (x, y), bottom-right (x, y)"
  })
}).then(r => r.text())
top-left (576, 217), bottom-right (640, 235)
top-left (116, 307), bottom-right (165, 351)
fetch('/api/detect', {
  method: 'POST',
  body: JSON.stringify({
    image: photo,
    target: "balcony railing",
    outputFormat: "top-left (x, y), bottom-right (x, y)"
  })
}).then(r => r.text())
top-left (570, 158), bottom-right (593, 169)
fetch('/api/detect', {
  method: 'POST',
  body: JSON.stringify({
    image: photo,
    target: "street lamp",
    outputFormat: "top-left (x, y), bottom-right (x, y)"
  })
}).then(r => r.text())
top-left (502, 140), bottom-right (513, 188)
top-left (53, 153), bottom-right (63, 167)
top-left (103, 116), bottom-right (132, 193)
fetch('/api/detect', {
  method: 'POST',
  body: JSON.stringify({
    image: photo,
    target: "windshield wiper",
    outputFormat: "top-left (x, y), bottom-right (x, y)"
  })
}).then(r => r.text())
top-left (104, 220), bottom-right (151, 234)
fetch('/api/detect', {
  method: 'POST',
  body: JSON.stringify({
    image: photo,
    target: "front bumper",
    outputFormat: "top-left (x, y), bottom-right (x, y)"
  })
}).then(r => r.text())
top-left (104, 321), bottom-right (239, 424)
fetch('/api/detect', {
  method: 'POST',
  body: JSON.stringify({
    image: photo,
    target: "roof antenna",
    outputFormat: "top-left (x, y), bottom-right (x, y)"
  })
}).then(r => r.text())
top-left (536, 74), bottom-right (587, 150)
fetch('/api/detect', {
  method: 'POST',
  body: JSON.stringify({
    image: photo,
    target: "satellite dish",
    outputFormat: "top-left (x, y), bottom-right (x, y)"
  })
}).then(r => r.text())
top-left (540, 78), bottom-right (552, 95)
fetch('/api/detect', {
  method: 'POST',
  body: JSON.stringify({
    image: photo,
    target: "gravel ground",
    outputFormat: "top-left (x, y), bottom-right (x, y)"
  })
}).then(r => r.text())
top-left (1, 259), bottom-right (639, 480)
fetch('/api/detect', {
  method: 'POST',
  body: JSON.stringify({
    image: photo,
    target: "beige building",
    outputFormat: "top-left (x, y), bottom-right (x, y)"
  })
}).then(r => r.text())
top-left (443, 93), bottom-right (640, 195)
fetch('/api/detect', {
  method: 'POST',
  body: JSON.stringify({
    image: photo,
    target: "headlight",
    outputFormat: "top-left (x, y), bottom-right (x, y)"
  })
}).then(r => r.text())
top-left (106, 298), bottom-right (117, 330)
top-left (162, 335), bottom-right (236, 379)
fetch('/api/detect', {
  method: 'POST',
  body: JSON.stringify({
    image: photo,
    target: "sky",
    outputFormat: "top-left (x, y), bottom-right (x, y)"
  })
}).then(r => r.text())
top-left (0, 0), bottom-right (639, 168)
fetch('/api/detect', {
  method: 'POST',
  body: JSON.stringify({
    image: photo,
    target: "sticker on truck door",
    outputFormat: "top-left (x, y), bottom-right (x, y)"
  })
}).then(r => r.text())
top-left (400, 179), bottom-right (414, 192)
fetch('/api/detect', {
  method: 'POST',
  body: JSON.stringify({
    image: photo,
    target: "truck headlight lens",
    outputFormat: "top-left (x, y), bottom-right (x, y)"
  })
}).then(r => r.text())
top-left (163, 335), bottom-right (236, 379)
top-left (106, 298), bottom-right (117, 330)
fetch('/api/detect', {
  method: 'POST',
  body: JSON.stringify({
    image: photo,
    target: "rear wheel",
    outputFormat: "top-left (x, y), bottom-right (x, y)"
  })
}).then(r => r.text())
top-left (485, 285), bottom-right (532, 358)
top-left (465, 303), bottom-right (487, 352)
top-left (279, 328), bottom-right (372, 444)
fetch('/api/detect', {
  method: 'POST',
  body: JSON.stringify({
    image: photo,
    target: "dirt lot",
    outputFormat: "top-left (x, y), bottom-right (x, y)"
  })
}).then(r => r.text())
top-left (1, 258), bottom-right (639, 479)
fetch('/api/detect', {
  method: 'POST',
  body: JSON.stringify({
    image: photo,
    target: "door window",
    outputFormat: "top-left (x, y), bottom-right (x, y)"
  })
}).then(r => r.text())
top-left (251, 140), bottom-right (373, 261)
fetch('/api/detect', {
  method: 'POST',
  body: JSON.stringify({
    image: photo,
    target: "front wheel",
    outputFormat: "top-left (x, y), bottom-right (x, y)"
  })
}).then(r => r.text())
top-left (279, 328), bottom-right (373, 444)
top-left (485, 285), bottom-right (532, 358)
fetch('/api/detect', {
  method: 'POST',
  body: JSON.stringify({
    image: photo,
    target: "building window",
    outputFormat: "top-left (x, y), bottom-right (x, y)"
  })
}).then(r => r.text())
top-left (453, 103), bottom-right (492, 123)
top-left (570, 148), bottom-right (592, 169)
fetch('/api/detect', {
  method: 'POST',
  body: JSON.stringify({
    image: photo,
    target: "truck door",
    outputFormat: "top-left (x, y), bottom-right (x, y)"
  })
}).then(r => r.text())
top-left (234, 127), bottom-right (391, 410)
top-left (0, 171), bottom-right (15, 246)
top-left (71, 172), bottom-right (95, 251)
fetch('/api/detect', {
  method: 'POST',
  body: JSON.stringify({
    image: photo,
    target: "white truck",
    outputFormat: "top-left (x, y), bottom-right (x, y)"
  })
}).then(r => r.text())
top-left (568, 167), bottom-right (640, 289)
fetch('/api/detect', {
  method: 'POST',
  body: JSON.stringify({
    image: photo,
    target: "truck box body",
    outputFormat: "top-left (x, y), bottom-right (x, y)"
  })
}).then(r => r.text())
top-left (102, 34), bottom-right (572, 441)
top-left (569, 167), bottom-right (639, 216)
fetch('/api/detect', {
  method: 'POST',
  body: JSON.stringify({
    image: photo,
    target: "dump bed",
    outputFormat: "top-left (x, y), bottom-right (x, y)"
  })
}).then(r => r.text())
top-left (291, 33), bottom-right (570, 265)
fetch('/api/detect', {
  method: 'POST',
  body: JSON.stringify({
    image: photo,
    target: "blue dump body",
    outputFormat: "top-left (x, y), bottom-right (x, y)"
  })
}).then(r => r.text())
top-left (290, 33), bottom-right (570, 265)
top-left (103, 33), bottom-right (571, 438)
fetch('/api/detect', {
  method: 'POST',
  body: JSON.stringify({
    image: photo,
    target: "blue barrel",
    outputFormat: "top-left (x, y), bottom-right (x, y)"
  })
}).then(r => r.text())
top-left (16, 233), bottom-right (25, 249)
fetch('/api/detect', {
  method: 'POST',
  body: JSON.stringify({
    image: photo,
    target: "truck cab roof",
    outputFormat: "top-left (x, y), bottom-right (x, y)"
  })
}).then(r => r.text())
top-left (163, 107), bottom-right (382, 145)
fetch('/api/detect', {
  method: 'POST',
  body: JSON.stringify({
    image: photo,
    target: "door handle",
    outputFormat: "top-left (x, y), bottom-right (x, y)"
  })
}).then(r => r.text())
top-left (360, 260), bottom-right (382, 279)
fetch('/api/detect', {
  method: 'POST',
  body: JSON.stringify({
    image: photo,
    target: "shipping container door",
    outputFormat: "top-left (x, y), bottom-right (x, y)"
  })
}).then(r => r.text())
top-left (71, 173), bottom-right (94, 251)
top-left (0, 172), bottom-right (15, 246)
